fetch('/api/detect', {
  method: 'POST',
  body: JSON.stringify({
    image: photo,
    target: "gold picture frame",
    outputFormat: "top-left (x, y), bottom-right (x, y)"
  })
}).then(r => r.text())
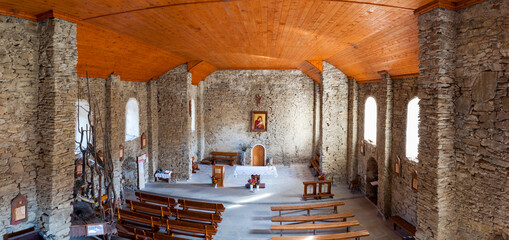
top-left (251, 111), bottom-right (267, 132)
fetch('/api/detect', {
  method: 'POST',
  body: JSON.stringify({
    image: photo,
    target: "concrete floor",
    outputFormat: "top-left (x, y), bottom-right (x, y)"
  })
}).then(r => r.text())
top-left (133, 163), bottom-right (401, 240)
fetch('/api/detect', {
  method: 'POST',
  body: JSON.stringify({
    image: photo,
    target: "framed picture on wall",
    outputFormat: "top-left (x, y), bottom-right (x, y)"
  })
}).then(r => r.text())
top-left (251, 111), bottom-right (267, 132)
top-left (395, 155), bottom-right (401, 176)
top-left (11, 193), bottom-right (27, 225)
top-left (141, 133), bottom-right (147, 149)
top-left (411, 171), bottom-right (418, 192)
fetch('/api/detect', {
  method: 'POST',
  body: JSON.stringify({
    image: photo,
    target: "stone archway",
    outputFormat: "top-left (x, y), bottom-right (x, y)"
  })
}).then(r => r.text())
top-left (366, 157), bottom-right (378, 205)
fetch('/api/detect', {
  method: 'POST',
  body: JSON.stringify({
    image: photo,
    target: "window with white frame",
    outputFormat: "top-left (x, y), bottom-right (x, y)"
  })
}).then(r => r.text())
top-left (364, 97), bottom-right (377, 144)
top-left (406, 97), bottom-right (420, 161)
top-left (75, 100), bottom-right (91, 153)
top-left (125, 98), bottom-right (140, 141)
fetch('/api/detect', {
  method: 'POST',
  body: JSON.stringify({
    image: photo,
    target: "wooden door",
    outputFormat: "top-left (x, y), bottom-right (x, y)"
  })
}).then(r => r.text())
top-left (252, 145), bottom-right (265, 166)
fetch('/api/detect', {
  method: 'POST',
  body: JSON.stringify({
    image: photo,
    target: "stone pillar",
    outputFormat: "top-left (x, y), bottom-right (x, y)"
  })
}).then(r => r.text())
top-left (36, 18), bottom-right (77, 240)
top-left (146, 80), bottom-right (159, 181)
top-left (416, 8), bottom-right (458, 240)
top-left (197, 82), bottom-right (205, 162)
top-left (320, 61), bottom-right (349, 182)
top-left (347, 79), bottom-right (359, 181)
top-left (380, 72), bottom-right (393, 217)
top-left (313, 81), bottom-right (322, 155)
top-left (105, 74), bottom-right (123, 196)
top-left (157, 64), bottom-right (193, 179)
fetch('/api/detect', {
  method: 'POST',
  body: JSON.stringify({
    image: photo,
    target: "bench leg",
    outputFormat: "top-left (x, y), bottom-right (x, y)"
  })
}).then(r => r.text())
top-left (313, 229), bottom-right (316, 235)
top-left (280, 230), bottom-right (282, 236)
top-left (334, 206), bottom-right (337, 213)
top-left (347, 226), bottom-right (350, 232)
top-left (307, 209), bottom-right (310, 216)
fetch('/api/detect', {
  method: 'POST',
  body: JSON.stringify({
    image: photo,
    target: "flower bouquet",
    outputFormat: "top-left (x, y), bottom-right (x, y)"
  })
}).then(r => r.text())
top-left (211, 176), bottom-right (218, 187)
top-left (318, 172), bottom-right (326, 181)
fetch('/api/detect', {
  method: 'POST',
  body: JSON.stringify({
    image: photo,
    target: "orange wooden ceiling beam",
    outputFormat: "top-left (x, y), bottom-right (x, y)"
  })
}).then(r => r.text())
top-left (299, 60), bottom-right (323, 84)
top-left (188, 60), bottom-right (217, 85)
top-left (414, 0), bottom-right (488, 15)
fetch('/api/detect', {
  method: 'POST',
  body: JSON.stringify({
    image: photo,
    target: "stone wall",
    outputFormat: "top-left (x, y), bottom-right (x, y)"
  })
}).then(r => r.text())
top-left (390, 77), bottom-right (419, 225)
top-left (320, 62), bottom-right (349, 182)
top-left (454, 0), bottom-right (509, 238)
top-left (157, 64), bottom-right (193, 179)
top-left (0, 15), bottom-right (40, 236)
top-left (201, 70), bottom-right (314, 165)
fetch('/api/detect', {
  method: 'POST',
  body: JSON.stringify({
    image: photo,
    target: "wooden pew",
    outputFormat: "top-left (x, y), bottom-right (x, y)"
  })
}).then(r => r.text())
top-left (152, 232), bottom-right (191, 240)
top-left (117, 208), bottom-right (166, 231)
top-left (178, 199), bottom-right (225, 215)
top-left (303, 180), bottom-right (334, 200)
top-left (171, 208), bottom-right (222, 226)
top-left (271, 212), bottom-right (355, 225)
top-left (309, 154), bottom-right (320, 176)
top-left (117, 223), bottom-right (152, 240)
top-left (271, 230), bottom-right (370, 240)
top-left (271, 201), bottom-right (345, 216)
top-left (165, 219), bottom-right (217, 240)
top-left (128, 200), bottom-right (171, 218)
top-left (389, 215), bottom-right (416, 237)
top-left (135, 192), bottom-right (178, 208)
top-left (211, 152), bottom-right (238, 166)
top-left (271, 220), bottom-right (360, 236)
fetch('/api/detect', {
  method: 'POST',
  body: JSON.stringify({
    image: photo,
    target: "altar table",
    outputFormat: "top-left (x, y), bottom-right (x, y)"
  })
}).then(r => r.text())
top-left (233, 166), bottom-right (278, 178)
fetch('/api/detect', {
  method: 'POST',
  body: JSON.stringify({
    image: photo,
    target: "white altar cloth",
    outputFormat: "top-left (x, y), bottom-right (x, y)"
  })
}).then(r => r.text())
top-left (233, 166), bottom-right (278, 178)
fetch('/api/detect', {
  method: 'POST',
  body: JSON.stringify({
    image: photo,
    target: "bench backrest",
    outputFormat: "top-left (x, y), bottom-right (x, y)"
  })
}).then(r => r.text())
top-left (171, 208), bottom-right (222, 223)
top-left (135, 192), bottom-right (177, 208)
top-left (271, 230), bottom-right (369, 240)
top-left (178, 199), bottom-right (225, 213)
top-left (271, 212), bottom-right (355, 222)
top-left (211, 152), bottom-right (238, 156)
top-left (271, 201), bottom-right (345, 212)
top-left (118, 208), bottom-right (166, 228)
top-left (129, 200), bottom-right (171, 217)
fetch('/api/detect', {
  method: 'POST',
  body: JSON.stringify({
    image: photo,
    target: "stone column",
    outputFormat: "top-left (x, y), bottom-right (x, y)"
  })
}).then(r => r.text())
top-left (380, 72), bottom-right (393, 217)
top-left (347, 79), bottom-right (359, 181)
top-left (313, 81), bottom-right (322, 155)
top-left (146, 80), bottom-right (159, 181)
top-left (416, 8), bottom-right (458, 240)
top-left (320, 61), bottom-right (349, 182)
top-left (36, 18), bottom-right (77, 240)
top-left (157, 64), bottom-right (193, 179)
top-left (105, 74), bottom-right (124, 195)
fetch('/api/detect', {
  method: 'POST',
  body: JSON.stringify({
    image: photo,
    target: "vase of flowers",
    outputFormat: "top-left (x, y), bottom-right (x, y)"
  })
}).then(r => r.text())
top-left (318, 172), bottom-right (326, 181)
top-left (239, 143), bottom-right (251, 165)
top-left (248, 178), bottom-right (257, 192)
top-left (211, 176), bottom-right (218, 188)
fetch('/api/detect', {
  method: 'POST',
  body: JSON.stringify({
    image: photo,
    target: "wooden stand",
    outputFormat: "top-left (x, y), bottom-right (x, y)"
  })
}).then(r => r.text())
top-left (212, 165), bottom-right (225, 187)
top-left (303, 180), bottom-right (334, 200)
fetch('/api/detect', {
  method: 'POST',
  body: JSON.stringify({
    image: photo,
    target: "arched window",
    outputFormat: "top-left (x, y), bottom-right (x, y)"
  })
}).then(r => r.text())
top-left (191, 99), bottom-right (196, 132)
top-left (364, 97), bottom-right (377, 144)
top-left (406, 97), bottom-right (420, 161)
top-left (125, 98), bottom-right (140, 141)
top-left (75, 100), bottom-right (90, 153)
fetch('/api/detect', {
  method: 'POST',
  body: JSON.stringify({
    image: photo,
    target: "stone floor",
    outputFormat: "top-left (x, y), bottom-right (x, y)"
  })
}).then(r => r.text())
top-left (128, 163), bottom-right (401, 240)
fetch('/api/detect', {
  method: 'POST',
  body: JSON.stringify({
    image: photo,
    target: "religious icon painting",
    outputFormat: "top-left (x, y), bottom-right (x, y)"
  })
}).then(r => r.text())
top-left (141, 132), bottom-right (147, 149)
top-left (11, 193), bottom-right (27, 225)
top-left (411, 171), bottom-right (418, 192)
top-left (251, 111), bottom-right (267, 132)
top-left (395, 155), bottom-right (401, 176)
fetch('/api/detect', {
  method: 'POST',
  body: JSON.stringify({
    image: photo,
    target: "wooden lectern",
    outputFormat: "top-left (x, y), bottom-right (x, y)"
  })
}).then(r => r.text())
top-left (212, 165), bottom-right (225, 187)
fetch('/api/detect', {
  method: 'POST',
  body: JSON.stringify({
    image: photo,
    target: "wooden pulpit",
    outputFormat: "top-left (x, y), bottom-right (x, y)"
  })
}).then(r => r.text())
top-left (212, 165), bottom-right (225, 187)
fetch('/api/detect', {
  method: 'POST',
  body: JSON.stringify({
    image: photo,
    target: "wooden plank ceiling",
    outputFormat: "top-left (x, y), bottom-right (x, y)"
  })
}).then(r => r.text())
top-left (0, 0), bottom-right (485, 83)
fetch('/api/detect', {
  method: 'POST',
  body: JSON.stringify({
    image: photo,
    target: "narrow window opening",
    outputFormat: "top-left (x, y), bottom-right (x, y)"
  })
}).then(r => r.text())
top-left (364, 97), bottom-right (377, 144)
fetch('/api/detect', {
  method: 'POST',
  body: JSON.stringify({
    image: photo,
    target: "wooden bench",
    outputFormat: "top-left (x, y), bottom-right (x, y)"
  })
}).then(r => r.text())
top-left (117, 223), bottom-right (191, 240)
top-left (271, 212), bottom-right (355, 225)
top-left (271, 201), bottom-right (344, 216)
top-left (135, 192), bottom-right (178, 208)
top-left (389, 215), bottom-right (416, 237)
top-left (309, 154), bottom-right (320, 176)
top-left (117, 208), bottom-right (166, 231)
top-left (171, 208), bottom-right (222, 226)
top-left (128, 200), bottom-right (172, 218)
top-left (211, 152), bottom-right (238, 166)
top-left (165, 219), bottom-right (216, 240)
top-left (178, 199), bottom-right (225, 215)
top-left (303, 180), bottom-right (334, 200)
top-left (271, 230), bottom-right (370, 240)
top-left (271, 220), bottom-right (360, 236)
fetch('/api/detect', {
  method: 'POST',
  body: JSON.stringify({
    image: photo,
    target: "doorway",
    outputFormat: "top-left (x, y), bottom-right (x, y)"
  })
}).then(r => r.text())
top-left (366, 157), bottom-right (378, 205)
top-left (252, 145), bottom-right (265, 166)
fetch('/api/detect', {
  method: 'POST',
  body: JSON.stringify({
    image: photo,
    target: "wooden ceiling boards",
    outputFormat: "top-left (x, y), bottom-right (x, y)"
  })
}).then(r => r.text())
top-left (0, 0), bottom-right (487, 82)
